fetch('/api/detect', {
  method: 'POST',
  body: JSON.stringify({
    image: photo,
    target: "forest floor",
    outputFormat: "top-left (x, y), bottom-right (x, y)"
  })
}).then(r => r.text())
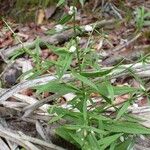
top-left (0, 0), bottom-right (150, 150)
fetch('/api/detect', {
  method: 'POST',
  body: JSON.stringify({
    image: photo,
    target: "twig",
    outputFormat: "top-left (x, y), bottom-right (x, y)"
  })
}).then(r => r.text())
top-left (0, 125), bottom-right (40, 150)
top-left (0, 74), bottom-right (71, 103)
top-left (1, 63), bottom-right (150, 104)
top-left (22, 93), bottom-right (61, 118)
top-left (102, 44), bottom-right (149, 66)
top-left (0, 125), bottom-right (66, 150)
top-left (13, 93), bottom-right (50, 112)
top-left (0, 138), bottom-right (10, 150)
top-left (0, 19), bottom-right (115, 60)
top-left (134, 145), bottom-right (150, 150)
top-left (36, 120), bottom-right (51, 142)
top-left (111, 33), bottom-right (141, 52)
top-left (110, 3), bottom-right (122, 19)
top-left (18, 131), bottom-right (66, 150)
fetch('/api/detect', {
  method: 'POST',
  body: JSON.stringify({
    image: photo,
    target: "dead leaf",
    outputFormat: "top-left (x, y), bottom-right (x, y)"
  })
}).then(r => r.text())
top-left (0, 38), bottom-right (13, 48)
top-left (0, 31), bottom-right (13, 48)
top-left (114, 94), bottom-right (130, 105)
top-left (21, 89), bottom-right (33, 96)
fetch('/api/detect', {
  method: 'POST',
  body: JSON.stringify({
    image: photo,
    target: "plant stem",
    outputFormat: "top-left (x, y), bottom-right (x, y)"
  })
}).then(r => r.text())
top-left (3, 18), bottom-right (33, 56)
top-left (72, 6), bottom-right (82, 72)
top-left (72, 3), bottom-right (84, 89)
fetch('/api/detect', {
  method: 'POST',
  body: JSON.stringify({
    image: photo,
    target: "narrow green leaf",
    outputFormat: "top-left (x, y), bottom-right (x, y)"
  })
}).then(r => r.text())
top-left (98, 133), bottom-right (123, 150)
top-left (55, 127), bottom-right (75, 144)
top-left (64, 125), bottom-right (107, 135)
top-left (89, 113), bottom-right (111, 121)
top-left (144, 12), bottom-right (150, 18)
top-left (87, 133), bottom-right (101, 150)
top-left (96, 84), bottom-right (138, 97)
top-left (79, 0), bottom-right (85, 7)
top-left (105, 79), bottom-right (114, 102)
top-left (123, 114), bottom-right (141, 123)
top-left (116, 101), bottom-right (130, 120)
top-left (58, 53), bottom-right (72, 78)
top-left (56, 0), bottom-right (65, 7)
top-left (48, 106), bottom-right (84, 125)
top-left (71, 74), bottom-right (112, 103)
top-left (115, 138), bottom-right (134, 150)
top-left (80, 60), bottom-right (123, 78)
top-left (48, 114), bottom-right (64, 124)
top-left (59, 14), bottom-right (72, 24)
top-left (80, 69), bottom-right (112, 77)
top-left (34, 81), bottom-right (78, 94)
top-left (72, 72), bottom-right (99, 91)
top-left (113, 86), bottom-right (139, 95)
top-left (69, 132), bottom-right (84, 146)
top-left (104, 121), bottom-right (150, 134)
top-left (109, 142), bottom-right (116, 150)
top-left (83, 94), bottom-right (88, 125)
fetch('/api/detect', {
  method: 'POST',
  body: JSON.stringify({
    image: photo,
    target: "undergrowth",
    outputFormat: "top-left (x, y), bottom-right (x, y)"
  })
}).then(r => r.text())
top-left (4, 0), bottom-right (150, 150)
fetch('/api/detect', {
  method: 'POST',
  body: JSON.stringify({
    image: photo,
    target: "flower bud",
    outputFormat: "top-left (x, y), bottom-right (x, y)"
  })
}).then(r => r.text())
top-left (69, 46), bottom-right (76, 53)
top-left (84, 25), bottom-right (93, 32)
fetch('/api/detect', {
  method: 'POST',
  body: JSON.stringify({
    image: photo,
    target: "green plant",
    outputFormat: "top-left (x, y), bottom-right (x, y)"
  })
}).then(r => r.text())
top-left (31, 2), bottom-right (150, 150)
top-left (5, 1), bottom-right (150, 149)
top-left (135, 6), bottom-right (150, 31)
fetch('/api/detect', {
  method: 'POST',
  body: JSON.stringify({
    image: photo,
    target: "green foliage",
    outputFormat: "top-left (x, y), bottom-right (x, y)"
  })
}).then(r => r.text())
top-left (79, 0), bottom-right (85, 7)
top-left (28, 2), bottom-right (150, 148)
top-left (135, 6), bottom-right (150, 31)
top-left (59, 14), bottom-right (73, 24)
top-left (9, 1), bottom-right (150, 149)
top-left (57, 0), bottom-right (66, 7)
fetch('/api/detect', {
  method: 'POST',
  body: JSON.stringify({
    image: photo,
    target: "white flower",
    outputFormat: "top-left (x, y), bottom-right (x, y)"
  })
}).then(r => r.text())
top-left (76, 128), bottom-right (81, 132)
top-left (83, 130), bottom-right (87, 137)
top-left (91, 130), bottom-right (95, 134)
top-left (84, 25), bottom-right (93, 32)
top-left (55, 24), bottom-right (64, 32)
top-left (76, 36), bottom-right (81, 41)
top-left (111, 78), bottom-right (116, 83)
top-left (120, 136), bottom-right (124, 142)
top-left (68, 6), bottom-right (77, 15)
top-left (69, 46), bottom-right (76, 53)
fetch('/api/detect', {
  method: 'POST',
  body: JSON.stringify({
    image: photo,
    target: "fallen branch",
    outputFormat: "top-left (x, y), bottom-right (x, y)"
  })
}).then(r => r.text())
top-left (0, 138), bottom-right (10, 150)
top-left (0, 74), bottom-right (71, 103)
top-left (111, 33), bottom-right (141, 52)
top-left (0, 125), bottom-right (40, 150)
top-left (0, 19), bottom-right (115, 60)
top-left (0, 125), bottom-right (66, 150)
top-left (22, 93), bottom-right (61, 118)
top-left (13, 93), bottom-right (50, 112)
top-left (1, 63), bottom-right (150, 103)
top-left (102, 44), bottom-right (150, 66)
